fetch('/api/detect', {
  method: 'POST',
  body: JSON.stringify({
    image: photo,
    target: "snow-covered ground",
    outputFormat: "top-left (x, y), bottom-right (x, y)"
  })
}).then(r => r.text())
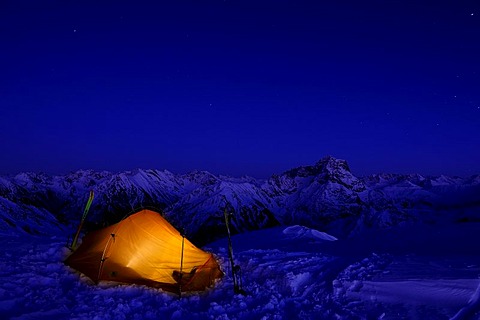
top-left (1, 223), bottom-right (479, 319)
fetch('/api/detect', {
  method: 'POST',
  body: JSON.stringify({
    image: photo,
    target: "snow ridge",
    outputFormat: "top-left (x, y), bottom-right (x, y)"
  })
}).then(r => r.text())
top-left (0, 156), bottom-right (479, 243)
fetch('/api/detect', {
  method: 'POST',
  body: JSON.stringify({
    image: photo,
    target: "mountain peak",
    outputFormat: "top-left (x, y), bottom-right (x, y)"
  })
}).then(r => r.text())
top-left (282, 156), bottom-right (351, 179)
top-left (314, 156), bottom-right (351, 174)
top-left (311, 156), bottom-right (365, 192)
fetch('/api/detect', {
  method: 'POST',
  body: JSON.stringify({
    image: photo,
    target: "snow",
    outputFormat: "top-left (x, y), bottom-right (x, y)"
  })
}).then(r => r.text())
top-left (452, 280), bottom-right (480, 320)
top-left (283, 225), bottom-right (338, 241)
top-left (2, 156), bottom-right (480, 249)
top-left (1, 223), bottom-right (479, 319)
top-left (3, 157), bottom-right (480, 318)
top-left (348, 279), bottom-right (478, 306)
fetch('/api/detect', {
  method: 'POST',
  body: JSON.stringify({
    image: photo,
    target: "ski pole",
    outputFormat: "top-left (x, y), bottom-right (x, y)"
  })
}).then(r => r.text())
top-left (70, 190), bottom-right (94, 250)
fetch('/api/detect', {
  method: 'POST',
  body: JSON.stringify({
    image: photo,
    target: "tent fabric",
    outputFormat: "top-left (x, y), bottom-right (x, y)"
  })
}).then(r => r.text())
top-left (65, 209), bottom-right (223, 293)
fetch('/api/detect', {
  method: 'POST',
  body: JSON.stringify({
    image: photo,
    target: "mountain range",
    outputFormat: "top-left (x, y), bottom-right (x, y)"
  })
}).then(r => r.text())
top-left (1, 156), bottom-right (479, 244)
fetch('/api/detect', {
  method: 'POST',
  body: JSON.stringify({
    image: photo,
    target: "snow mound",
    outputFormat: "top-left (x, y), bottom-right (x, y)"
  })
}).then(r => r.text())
top-left (282, 225), bottom-right (338, 241)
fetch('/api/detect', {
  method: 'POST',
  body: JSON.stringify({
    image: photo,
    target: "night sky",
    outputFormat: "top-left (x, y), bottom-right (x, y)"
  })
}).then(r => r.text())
top-left (1, 0), bottom-right (479, 178)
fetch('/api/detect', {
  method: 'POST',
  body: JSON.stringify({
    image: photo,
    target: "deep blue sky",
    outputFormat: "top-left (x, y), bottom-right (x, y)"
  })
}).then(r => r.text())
top-left (1, 0), bottom-right (479, 178)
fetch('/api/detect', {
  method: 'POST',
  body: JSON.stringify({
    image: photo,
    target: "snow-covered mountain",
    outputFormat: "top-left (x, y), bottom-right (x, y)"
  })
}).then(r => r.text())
top-left (1, 156), bottom-right (479, 242)
top-left (263, 156), bottom-right (367, 235)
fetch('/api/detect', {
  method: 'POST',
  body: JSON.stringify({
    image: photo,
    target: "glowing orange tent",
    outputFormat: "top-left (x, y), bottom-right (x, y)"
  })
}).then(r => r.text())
top-left (65, 209), bottom-right (223, 293)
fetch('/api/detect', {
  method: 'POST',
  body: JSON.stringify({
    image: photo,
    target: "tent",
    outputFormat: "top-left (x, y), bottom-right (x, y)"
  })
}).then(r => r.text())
top-left (65, 209), bottom-right (223, 293)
